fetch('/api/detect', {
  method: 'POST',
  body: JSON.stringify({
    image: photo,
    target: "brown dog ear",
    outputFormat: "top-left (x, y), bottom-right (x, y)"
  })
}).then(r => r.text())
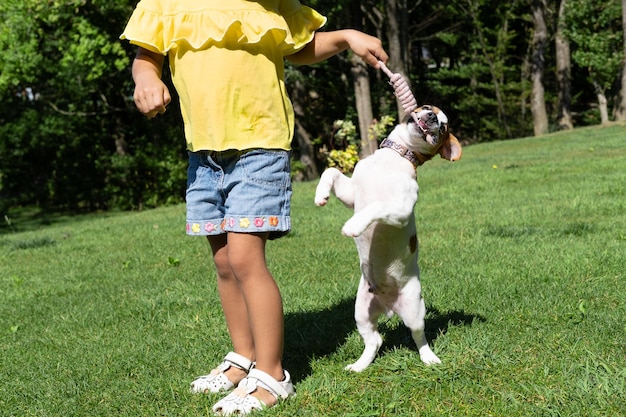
top-left (438, 133), bottom-right (462, 161)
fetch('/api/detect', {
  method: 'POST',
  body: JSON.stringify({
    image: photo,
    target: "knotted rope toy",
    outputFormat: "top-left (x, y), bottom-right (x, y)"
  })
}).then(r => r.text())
top-left (378, 60), bottom-right (441, 148)
top-left (377, 60), bottom-right (418, 119)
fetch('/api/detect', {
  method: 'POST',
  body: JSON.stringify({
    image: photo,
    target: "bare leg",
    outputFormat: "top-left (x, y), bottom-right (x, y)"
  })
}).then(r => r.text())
top-left (223, 232), bottom-right (285, 406)
top-left (208, 234), bottom-right (252, 384)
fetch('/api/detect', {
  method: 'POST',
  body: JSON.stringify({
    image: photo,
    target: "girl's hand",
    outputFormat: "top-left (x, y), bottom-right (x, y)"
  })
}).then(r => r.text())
top-left (344, 30), bottom-right (388, 69)
top-left (287, 29), bottom-right (388, 68)
top-left (133, 74), bottom-right (171, 118)
top-left (132, 48), bottom-right (172, 118)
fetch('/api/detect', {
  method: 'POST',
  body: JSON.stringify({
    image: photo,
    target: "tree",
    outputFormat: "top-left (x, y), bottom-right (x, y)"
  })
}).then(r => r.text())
top-left (0, 0), bottom-right (187, 211)
top-left (529, 0), bottom-right (549, 136)
top-left (425, 0), bottom-right (531, 141)
top-left (351, 1), bottom-right (377, 158)
top-left (615, 0), bottom-right (626, 121)
top-left (2, 0), bottom-right (624, 216)
top-left (564, 0), bottom-right (624, 124)
top-left (555, 0), bottom-right (573, 129)
top-left (351, 56), bottom-right (376, 157)
top-left (384, 0), bottom-right (411, 120)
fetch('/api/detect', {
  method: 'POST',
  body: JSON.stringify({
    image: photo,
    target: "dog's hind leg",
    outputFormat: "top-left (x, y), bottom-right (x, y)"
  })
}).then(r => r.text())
top-left (395, 281), bottom-right (441, 365)
top-left (346, 276), bottom-right (385, 372)
top-left (314, 168), bottom-right (355, 208)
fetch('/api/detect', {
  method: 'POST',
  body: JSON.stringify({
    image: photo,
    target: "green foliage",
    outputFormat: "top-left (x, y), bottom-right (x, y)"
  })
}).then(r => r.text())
top-left (0, 0), bottom-right (186, 212)
top-left (60, 17), bottom-right (128, 82)
top-left (423, 0), bottom-right (531, 141)
top-left (332, 119), bottom-right (357, 146)
top-left (0, 0), bottom-right (624, 217)
top-left (290, 158), bottom-right (309, 180)
top-left (321, 116), bottom-right (396, 173)
top-left (326, 144), bottom-right (360, 173)
top-left (1, 126), bottom-right (625, 415)
top-left (323, 120), bottom-right (359, 172)
top-left (563, 0), bottom-right (623, 93)
top-left (102, 146), bottom-right (187, 210)
top-left (367, 115), bottom-right (395, 142)
top-left (0, 1), bottom-right (44, 90)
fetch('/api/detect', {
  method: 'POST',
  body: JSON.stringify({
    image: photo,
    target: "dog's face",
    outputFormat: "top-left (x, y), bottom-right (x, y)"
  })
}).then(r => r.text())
top-left (405, 105), bottom-right (462, 163)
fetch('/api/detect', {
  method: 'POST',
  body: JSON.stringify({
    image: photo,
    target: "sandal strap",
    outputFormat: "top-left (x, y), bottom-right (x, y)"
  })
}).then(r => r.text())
top-left (246, 369), bottom-right (291, 400)
top-left (223, 352), bottom-right (253, 372)
top-left (212, 388), bottom-right (264, 415)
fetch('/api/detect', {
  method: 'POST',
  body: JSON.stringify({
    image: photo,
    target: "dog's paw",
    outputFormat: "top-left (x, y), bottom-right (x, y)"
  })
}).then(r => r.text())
top-left (419, 349), bottom-right (441, 365)
top-left (341, 217), bottom-right (367, 237)
top-left (314, 193), bottom-right (329, 207)
top-left (344, 362), bottom-right (366, 372)
top-left (314, 185), bottom-right (331, 207)
top-left (341, 223), bottom-right (361, 237)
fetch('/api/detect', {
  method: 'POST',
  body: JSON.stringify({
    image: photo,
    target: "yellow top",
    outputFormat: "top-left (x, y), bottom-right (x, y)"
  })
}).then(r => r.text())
top-left (121, 0), bottom-right (326, 151)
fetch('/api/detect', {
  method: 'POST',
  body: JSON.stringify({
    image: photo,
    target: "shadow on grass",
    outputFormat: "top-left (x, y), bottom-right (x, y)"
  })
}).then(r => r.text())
top-left (283, 298), bottom-right (356, 381)
top-left (284, 299), bottom-right (485, 382)
top-left (1, 206), bottom-right (85, 235)
top-left (0, 205), bottom-right (124, 236)
top-left (382, 306), bottom-right (487, 353)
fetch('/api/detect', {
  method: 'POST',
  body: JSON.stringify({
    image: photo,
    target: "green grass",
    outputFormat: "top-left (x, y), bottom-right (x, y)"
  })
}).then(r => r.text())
top-left (1, 124), bottom-right (625, 416)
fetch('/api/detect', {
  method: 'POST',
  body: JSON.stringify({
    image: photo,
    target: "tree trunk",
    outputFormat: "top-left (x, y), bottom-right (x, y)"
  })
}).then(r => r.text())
top-left (293, 119), bottom-right (319, 181)
top-left (594, 81), bottom-right (610, 124)
top-left (615, 0), bottom-right (626, 121)
top-left (555, 0), bottom-right (573, 129)
top-left (351, 55), bottom-right (376, 158)
top-left (349, 1), bottom-right (376, 158)
top-left (384, 0), bottom-right (411, 120)
top-left (290, 78), bottom-right (319, 180)
top-left (466, 0), bottom-right (512, 137)
top-left (530, 0), bottom-right (549, 136)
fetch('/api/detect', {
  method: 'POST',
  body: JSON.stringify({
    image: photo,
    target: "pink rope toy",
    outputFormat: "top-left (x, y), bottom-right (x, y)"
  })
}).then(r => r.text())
top-left (377, 60), bottom-right (419, 123)
top-left (378, 60), bottom-right (448, 150)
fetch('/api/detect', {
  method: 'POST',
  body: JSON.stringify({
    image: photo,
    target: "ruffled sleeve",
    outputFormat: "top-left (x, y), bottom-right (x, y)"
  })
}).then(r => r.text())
top-left (119, 1), bottom-right (168, 55)
top-left (120, 0), bottom-right (326, 56)
top-left (280, 3), bottom-right (327, 54)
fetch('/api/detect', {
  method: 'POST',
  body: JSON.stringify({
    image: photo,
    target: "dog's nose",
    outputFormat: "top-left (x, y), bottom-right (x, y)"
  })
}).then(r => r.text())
top-left (425, 111), bottom-right (437, 124)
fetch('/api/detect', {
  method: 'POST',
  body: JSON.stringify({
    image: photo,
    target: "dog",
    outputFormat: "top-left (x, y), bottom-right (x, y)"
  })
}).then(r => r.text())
top-left (314, 105), bottom-right (462, 372)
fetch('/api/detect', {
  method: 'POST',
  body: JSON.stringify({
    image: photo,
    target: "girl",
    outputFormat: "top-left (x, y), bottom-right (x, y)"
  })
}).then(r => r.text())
top-left (121, 1), bottom-right (387, 414)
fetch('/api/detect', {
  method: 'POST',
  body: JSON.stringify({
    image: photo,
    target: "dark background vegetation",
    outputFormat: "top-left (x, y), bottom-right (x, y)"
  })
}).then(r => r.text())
top-left (1, 0), bottom-right (623, 217)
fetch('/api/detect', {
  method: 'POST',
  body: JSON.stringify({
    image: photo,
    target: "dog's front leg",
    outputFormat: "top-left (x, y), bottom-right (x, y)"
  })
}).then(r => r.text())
top-left (314, 167), bottom-right (355, 208)
top-left (346, 276), bottom-right (385, 372)
top-left (341, 196), bottom-right (415, 237)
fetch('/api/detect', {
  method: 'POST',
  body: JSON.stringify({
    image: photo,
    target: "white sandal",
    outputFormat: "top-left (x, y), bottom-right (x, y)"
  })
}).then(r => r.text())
top-left (212, 369), bottom-right (294, 415)
top-left (190, 352), bottom-right (254, 394)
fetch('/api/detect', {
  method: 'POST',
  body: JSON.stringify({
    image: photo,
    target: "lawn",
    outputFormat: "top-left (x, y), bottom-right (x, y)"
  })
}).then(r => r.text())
top-left (1, 124), bottom-right (625, 416)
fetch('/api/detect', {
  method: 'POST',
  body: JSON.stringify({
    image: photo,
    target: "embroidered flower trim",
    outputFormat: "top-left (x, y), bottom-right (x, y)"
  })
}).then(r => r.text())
top-left (187, 217), bottom-right (281, 233)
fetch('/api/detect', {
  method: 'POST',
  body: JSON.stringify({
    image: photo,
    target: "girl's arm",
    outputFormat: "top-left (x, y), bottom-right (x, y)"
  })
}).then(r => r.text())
top-left (132, 47), bottom-right (172, 118)
top-left (286, 29), bottom-right (388, 68)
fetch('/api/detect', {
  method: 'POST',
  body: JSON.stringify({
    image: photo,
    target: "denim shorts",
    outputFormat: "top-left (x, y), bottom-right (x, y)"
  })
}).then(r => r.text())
top-left (186, 149), bottom-right (292, 240)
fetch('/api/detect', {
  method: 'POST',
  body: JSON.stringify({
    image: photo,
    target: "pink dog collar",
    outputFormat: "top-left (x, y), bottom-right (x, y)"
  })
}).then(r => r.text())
top-left (380, 138), bottom-right (431, 167)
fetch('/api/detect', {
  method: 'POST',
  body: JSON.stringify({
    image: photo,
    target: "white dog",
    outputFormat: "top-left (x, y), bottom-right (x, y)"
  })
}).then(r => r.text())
top-left (314, 105), bottom-right (462, 371)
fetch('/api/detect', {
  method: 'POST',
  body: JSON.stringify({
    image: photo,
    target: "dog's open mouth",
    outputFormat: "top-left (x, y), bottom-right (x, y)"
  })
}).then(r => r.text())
top-left (417, 119), bottom-right (439, 146)
top-left (411, 112), bottom-right (440, 146)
